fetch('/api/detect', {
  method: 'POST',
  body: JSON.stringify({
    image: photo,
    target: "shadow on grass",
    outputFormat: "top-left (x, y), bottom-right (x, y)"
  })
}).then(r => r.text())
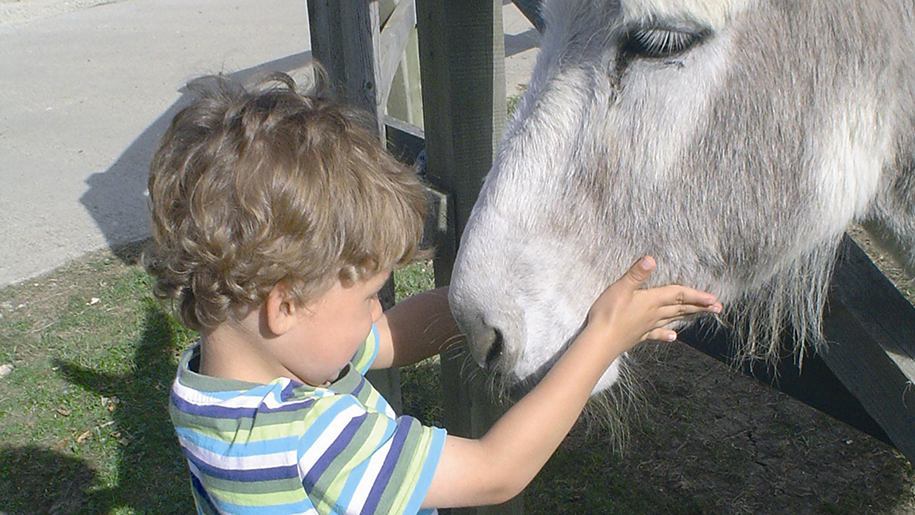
top-left (0, 300), bottom-right (194, 514)
top-left (0, 445), bottom-right (99, 514)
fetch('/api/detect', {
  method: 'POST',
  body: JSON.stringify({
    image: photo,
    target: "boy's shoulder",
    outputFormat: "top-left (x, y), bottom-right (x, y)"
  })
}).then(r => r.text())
top-left (168, 343), bottom-right (447, 515)
top-left (169, 341), bottom-right (385, 422)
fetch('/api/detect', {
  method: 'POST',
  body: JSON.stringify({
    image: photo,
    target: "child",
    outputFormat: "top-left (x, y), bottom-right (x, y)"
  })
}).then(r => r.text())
top-left (145, 71), bottom-right (721, 515)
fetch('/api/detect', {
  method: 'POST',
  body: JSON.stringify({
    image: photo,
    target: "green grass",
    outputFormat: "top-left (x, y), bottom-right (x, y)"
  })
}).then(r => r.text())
top-left (0, 247), bottom-right (197, 514)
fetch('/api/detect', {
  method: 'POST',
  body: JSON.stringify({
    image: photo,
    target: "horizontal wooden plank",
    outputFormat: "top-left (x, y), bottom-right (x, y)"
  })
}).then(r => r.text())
top-left (678, 323), bottom-right (892, 446)
top-left (384, 115), bottom-right (425, 165)
top-left (681, 235), bottom-right (915, 463)
top-left (821, 236), bottom-right (915, 461)
top-left (830, 236), bottom-right (915, 381)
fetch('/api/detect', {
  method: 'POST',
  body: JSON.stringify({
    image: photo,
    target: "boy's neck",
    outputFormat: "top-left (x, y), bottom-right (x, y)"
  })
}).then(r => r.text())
top-left (198, 311), bottom-right (288, 385)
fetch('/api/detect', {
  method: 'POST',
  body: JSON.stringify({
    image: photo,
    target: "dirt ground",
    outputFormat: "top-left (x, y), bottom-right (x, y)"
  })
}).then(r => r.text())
top-left (605, 341), bottom-right (914, 514)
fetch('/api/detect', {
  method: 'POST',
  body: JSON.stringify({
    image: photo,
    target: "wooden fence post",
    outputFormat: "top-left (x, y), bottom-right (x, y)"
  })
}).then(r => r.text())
top-left (416, 2), bottom-right (522, 514)
top-left (307, 0), bottom-right (402, 411)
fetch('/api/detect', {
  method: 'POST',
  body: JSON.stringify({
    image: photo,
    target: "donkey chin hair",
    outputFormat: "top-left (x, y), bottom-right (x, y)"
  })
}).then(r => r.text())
top-left (724, 238), bottom-right (839, 369)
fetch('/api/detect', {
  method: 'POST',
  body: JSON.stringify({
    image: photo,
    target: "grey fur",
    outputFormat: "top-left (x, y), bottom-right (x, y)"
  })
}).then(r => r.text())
top-left (449, 0), bottom-right (915, 391)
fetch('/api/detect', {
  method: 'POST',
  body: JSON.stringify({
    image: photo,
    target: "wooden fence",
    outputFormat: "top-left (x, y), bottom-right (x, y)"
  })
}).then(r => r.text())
top-left (307, 2), bottom-right (915, 514)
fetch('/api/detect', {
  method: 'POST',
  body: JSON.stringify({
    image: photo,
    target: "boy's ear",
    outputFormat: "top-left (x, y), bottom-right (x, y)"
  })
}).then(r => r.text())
top-left (264, 282), bottom-right (298, 336)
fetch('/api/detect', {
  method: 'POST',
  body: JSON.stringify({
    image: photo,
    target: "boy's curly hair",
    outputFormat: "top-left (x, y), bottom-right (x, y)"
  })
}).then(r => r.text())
top-left (144, 71), bottom-right (428, 331)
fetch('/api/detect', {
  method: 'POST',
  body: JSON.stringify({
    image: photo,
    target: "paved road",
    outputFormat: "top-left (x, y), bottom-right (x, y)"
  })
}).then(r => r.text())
top-left (0, 0), bottom-right (538, 287)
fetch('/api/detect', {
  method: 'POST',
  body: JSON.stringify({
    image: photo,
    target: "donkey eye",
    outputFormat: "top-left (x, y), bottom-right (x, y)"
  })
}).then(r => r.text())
top-left (623, 27), bottom-right (707, 58)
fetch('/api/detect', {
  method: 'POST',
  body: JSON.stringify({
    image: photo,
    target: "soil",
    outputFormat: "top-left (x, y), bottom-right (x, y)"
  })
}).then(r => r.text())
top-left (603, 342), bottom-right (914, 514)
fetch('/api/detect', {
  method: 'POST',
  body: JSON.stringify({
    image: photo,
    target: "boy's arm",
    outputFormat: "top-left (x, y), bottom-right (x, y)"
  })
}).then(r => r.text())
top-left (421, 258), bottom-right (722, 509)
top-left (372, 286), bottom-right (462, 369)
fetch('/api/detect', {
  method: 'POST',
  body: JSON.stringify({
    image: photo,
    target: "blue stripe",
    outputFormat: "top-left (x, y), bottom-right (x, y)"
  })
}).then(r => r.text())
top-left (373, 391), bottom-right (391, 416)
top-left (280, 380), bottom-right (301, 402)
top-left (360, 418), bottom-right (411, 515)
top-left (329, 450), bottom-right (371, 511)
top-left (302, 413), bottom-right (365, 487)
top-left (171, 391), bottom-right (315, 419)
top-left (404, 427), bottom-right (447, 515)
top-left (296, 395), bottom-right (368, 463)
top-left (175, 427), bottom-right (301, 458)
top-left (184, 448), bottom-right (299, 482)
top-left (351, 375), bottom-right (365, 398)
top-left (369, 324), bottom-right (379, 362)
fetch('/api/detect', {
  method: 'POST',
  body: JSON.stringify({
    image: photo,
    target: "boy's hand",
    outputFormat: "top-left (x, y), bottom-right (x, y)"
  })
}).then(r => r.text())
top-left (423, 256), bottom-right (722, 510)
top-left (583, 256), bottom-right (721, 354)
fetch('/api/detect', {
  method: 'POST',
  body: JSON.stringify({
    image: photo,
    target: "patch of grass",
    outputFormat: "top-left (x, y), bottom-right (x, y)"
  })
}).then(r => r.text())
top-left (394, 260), bottom-right (436, 303)
top-left (0, 244), bottom-right (196, 514)
top-left (527, 437), bottom-right (704, 514)
top-left (0, 252), bottom-right (444, 514)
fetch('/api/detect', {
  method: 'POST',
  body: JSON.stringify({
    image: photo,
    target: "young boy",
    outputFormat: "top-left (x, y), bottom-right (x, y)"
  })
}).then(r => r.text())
top-left (145, 71), bottom-right (721, 515)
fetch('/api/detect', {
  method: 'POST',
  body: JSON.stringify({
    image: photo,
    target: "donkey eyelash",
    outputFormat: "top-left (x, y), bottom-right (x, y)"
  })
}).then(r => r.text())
top-left (623, 27), bottom-right (708, 58)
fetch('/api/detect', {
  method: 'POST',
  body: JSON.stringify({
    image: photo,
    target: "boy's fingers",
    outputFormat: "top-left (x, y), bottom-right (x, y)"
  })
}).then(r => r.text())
top-left (619, 256), bottom-right (656, 290)
top-left (643, 328), bottom-right (677, 342)
top-left (655, 302), bottom-right (722, 325)
top-left (651, 285), bottom-right (719, 307)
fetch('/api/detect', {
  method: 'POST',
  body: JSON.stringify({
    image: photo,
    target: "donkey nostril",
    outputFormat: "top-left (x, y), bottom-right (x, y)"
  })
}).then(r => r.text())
top-left (484, 329), bottom-right (504, 371)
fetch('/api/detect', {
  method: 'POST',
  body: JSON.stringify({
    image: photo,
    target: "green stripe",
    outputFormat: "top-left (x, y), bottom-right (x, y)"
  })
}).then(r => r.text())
top-left (376, 420), bottom-right (430, 514)
top-left (351, 331), bottom-right (376, 372)
top-left (198, 473), bottom-right (303, 495)
top-left (203, 480), bottom-right (308, 507)
top-left (397, 427), bottom-right (435, 513)
top-left (172, 411), bottom-right (308, 443)
top-left (191, 488), bottom-right (219, 515)
top-left (312, 415), bottom-right (390, 513)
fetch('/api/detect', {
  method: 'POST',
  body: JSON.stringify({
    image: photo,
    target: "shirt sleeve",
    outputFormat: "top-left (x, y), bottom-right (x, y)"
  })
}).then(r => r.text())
top-left (351, 324), bottom-right (380, 374)
top-left (297, 394), bottom-right (446, 515)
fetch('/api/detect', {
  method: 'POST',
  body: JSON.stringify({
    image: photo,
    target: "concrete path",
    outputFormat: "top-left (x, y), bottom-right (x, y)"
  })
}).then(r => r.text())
top-left (0, 0), bottom-right (538, 288)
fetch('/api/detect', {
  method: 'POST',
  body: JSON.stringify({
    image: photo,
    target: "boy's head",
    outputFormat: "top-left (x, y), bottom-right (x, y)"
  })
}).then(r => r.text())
top-left (145, 71), bottom-right (428, 331)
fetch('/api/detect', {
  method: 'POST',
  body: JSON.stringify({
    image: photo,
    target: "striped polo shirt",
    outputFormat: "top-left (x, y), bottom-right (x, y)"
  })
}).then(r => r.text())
top-left (169, 325), bottom-right (446, 515)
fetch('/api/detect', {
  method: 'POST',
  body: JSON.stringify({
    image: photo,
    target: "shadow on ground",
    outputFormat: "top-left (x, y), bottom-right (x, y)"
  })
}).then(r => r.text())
top-left (0, 445), bottom-right (99, 514)
top-left (0, 300), bottom-right (193, 514)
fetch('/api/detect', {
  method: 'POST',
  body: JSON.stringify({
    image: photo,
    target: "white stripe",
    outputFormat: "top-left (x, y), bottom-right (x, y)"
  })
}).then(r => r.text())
top-left (173, 378), bottom-right (303, 411)
top-left (297, 403), bottom-right (367, 481)
top-left (349, 433), bottom-right (394, 510)
top-left (178, 434), bottom-right (298, 471)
